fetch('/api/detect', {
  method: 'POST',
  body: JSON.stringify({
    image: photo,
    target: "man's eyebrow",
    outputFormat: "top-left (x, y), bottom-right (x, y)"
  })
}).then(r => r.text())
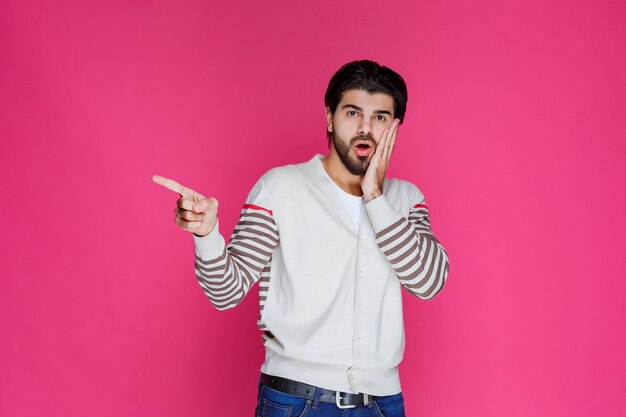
top-left (341, 104), bottom-right (393, 116)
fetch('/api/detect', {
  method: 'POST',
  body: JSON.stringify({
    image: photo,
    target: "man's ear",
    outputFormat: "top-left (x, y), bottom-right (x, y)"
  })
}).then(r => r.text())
top-left (325, 107), bottom-right (333, 133)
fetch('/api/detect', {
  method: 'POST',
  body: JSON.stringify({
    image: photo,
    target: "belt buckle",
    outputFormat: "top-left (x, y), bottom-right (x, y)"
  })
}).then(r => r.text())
top-left (335, 391), bottom-right (357, 409)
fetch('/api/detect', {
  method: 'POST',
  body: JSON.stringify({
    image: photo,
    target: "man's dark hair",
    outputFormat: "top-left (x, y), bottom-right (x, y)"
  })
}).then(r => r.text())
top-left (324, 60), bottom-right (408, 143)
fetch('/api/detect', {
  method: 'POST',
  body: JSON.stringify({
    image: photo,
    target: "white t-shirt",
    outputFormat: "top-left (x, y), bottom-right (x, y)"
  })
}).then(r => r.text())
top-left (323, 169), bottom-right (365, 229)
top-left (335, 186), bottom-right (364, 229)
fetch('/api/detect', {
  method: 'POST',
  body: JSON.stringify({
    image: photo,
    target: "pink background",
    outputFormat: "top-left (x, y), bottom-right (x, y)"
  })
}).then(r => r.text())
top-left (1, 0), bottom-right (624, 416)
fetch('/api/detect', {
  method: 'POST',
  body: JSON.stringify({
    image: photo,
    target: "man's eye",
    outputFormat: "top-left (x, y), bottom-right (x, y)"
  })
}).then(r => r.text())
top-left (375, 115), bottom-right (387, 121)
top-left (348, 111), bottom-right (358, 117)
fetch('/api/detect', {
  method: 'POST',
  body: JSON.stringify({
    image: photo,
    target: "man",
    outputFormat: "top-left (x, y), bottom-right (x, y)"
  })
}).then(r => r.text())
top-left (153, 60), bottom-right (449, 417)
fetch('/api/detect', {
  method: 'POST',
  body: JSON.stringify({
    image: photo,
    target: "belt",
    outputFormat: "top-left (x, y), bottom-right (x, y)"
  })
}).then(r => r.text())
top-left (260, 373), bottom-right (381, 409)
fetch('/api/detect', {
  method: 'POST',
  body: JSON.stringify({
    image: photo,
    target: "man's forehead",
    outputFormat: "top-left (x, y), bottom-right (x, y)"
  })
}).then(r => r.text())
top-left (338, 89), bottom-right (394, 111)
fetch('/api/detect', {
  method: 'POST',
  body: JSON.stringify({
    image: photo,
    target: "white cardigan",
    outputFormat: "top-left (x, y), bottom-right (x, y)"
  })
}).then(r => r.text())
top-left (193, 154), bottom-right (449, 396)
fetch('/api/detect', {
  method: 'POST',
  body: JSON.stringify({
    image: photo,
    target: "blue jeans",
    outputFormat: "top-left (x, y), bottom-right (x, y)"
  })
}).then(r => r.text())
top-left (254, 375), bottom-right (407, 417)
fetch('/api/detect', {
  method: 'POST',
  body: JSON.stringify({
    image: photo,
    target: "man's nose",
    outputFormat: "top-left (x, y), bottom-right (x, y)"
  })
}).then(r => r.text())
top-left (357, 119), bottom-right (373, 136)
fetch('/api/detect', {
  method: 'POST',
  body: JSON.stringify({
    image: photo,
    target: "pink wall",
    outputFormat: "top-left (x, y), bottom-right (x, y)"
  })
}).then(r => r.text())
top-left (2, 1), bottom-right (624, 416)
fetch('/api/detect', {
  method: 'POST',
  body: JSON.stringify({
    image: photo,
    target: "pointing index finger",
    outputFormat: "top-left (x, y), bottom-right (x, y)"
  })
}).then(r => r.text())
top-left (152, 175), bottom-right (186, 195)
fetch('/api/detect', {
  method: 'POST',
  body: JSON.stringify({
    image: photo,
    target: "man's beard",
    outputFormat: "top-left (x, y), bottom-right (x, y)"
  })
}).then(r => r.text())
top-left (332, 133), bottom-right (377, 176)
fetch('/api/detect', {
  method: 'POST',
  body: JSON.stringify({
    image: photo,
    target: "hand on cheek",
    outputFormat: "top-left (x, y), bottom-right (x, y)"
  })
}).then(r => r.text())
top-left (361, 119), bottom-right (400, 202)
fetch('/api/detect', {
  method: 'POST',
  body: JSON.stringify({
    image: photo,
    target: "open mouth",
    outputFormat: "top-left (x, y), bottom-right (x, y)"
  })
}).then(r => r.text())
top-left (353, 141), bottom-right (374, 157)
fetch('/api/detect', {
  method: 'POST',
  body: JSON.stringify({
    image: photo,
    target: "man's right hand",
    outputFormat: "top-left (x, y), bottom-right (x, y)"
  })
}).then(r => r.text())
top-left (152, 175), bottom-right (218, 237)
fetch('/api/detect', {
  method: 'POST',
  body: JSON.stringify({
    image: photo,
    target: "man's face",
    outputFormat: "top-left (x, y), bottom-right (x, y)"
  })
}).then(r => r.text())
top-left (326, 89), bottom-right (395, 176)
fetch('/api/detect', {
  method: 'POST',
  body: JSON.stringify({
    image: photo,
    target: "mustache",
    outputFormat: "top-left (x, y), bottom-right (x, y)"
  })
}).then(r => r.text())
top-left (349, 134), bottom-right (376, 147)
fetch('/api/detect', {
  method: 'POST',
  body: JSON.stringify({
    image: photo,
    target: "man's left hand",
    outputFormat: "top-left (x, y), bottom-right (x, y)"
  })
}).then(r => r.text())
top-left (361, 118), bottom-right (400, 202)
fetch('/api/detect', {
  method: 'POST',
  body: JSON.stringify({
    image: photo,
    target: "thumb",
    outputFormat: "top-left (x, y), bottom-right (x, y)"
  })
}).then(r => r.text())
top-left (193, 200), bottom-right (207, 213)
top-left (193, 197), bottom-right (218, 213)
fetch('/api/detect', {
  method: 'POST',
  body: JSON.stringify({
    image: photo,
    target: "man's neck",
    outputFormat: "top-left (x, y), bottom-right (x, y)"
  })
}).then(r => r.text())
top-left (321, 152), bottom-right (363, 197)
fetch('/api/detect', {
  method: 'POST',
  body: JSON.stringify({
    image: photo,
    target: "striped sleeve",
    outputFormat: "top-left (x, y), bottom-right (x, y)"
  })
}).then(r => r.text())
top-left (193, 178), bottom-right (279, 310)
top-left (365, 190), bottom-right (449, 300)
